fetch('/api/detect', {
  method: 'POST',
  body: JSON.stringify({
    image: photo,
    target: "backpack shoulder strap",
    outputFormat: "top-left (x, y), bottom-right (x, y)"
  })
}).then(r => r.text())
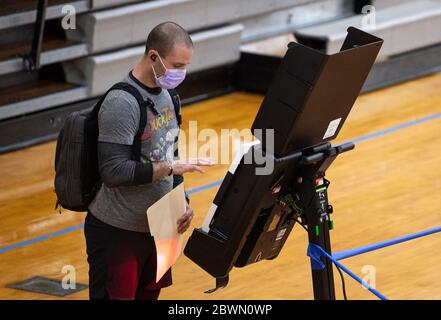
top-left (115, 82), bottom-right (156, 161)
top-left (168, 89), bottom-right (182, 126)
top-left (94, 82), bottom-right (153, 161)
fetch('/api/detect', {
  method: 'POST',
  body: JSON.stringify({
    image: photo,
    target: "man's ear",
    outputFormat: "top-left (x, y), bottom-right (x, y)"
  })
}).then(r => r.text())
top-left (147, 49), bottom-right (157, 62)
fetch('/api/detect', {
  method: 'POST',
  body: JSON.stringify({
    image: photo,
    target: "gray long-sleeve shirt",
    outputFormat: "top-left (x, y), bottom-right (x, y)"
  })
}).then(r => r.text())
top-left (88, 72), bottom-right (181, 233)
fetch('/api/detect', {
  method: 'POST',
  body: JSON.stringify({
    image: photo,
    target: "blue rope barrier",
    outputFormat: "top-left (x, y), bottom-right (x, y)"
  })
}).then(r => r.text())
top-left (333, 226), bottom-right (441, 261)
top-left (308, 243), bottom-right (388, 300)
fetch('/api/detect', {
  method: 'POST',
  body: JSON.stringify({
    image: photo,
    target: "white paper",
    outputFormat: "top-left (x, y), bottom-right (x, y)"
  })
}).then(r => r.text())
top-left (323, 118), bottom-right (342, 139)
top-left (146, 182), bottom-right (187, 282)
top-left (228, 140), bottom-right (260, 174)
top-left (201, 203), bottom-right (218, 233)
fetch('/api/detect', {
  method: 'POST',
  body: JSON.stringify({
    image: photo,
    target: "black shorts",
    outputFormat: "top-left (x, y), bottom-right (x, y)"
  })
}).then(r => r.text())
top-left (84, 211), bottom-right (172, 300)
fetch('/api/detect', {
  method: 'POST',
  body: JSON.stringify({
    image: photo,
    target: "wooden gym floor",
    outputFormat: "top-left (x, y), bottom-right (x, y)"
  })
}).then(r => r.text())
top-left (0, 72), bottom-right (440, 300)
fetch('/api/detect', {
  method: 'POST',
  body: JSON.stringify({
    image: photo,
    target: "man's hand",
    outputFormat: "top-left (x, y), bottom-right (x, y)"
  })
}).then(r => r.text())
top-left (172, 163), bottom-right (205, 175)
top-left (151, 158), bottom-right (213, 181)
top-left (173, 157), bottom-right (214, 175)
top-left (177, 203), bottom-right (194, 234)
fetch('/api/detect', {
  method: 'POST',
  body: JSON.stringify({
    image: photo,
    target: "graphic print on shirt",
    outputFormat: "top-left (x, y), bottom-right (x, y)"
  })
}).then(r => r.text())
top-left (141, 104), bottom-right (179, 163)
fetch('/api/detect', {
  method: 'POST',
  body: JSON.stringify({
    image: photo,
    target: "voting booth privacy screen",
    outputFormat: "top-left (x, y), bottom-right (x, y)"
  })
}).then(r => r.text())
top-left (184, 27), bottom-right (383, 285)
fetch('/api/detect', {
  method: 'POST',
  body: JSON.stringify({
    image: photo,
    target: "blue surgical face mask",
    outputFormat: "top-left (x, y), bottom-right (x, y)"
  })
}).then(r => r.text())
top-left (152, 54), bottom-right (186, 90)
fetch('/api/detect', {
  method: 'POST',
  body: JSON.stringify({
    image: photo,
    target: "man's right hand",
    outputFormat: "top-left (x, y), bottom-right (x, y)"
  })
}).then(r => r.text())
top-left (151, 157), bottom-right (213, 181)
top-left (173, 157), bottom-right (213, 175)
top-left (172, 162), bottom-right (205, 175)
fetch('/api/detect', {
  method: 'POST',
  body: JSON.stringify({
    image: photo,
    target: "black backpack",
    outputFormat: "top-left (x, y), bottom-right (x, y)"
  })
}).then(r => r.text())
top-left (54, 82), bottom-right (182, 212)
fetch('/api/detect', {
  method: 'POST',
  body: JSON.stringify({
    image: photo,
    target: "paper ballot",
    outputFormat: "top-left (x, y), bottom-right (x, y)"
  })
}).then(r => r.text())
top-left (146, 182), bottom-right (187, 282)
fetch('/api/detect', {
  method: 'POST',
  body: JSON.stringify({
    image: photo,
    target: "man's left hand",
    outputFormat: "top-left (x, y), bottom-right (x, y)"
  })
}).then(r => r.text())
top-left (177, 203), bottom-right (194, 234)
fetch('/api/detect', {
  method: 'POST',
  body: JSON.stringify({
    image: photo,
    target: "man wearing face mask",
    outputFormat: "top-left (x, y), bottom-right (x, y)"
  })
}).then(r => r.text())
top-left (84, 22), bottom-right (210, 300)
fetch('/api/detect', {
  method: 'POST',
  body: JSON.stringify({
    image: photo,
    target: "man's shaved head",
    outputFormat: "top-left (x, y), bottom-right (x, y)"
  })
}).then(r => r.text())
top-left (145, 22), bottom-right (193, 57)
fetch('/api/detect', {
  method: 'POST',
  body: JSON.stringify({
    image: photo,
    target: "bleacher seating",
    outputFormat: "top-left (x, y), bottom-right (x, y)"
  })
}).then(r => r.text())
top-left (0, 0), bottom-right (89, 30)
top-left (63, 24), bottom-right (243, 97)
top-left (294, 0), bottom-right (441, 57)
top-left (239, 0), bottom-right (354, 43)
top-left (66, 0), bottom-right (318, 53)
top-left (0, 80), bottom-right (88, 121)
top-left (90, 0), bottom-right (143, 10)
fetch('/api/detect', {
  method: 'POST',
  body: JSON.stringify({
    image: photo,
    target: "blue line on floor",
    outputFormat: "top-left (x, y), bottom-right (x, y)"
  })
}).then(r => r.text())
top-left (345, 112), bottom-right (441, 144)
top-left (187, 180), bottom-right (223, 195)
top-left (0, 224), bottom-right (84, 254)
top-left (333, 226), bottom-right (441, 261)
